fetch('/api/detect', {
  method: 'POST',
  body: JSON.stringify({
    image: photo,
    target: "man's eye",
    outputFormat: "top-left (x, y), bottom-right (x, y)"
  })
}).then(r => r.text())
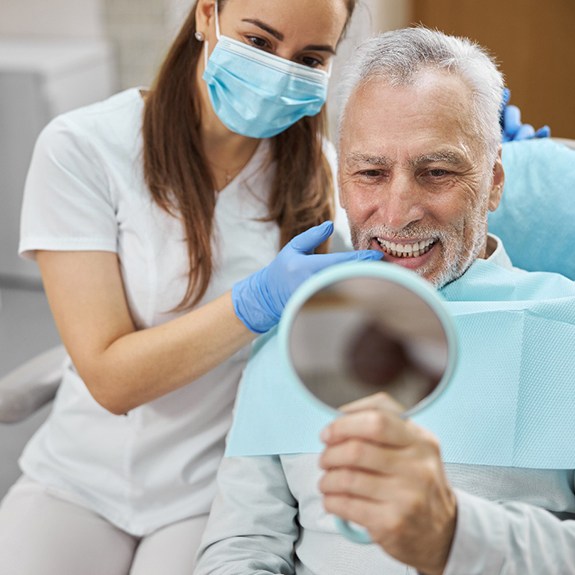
top-left (428, 169), bottom-right (449, 177)
top-left (359, 170), bottom-right (384, 178)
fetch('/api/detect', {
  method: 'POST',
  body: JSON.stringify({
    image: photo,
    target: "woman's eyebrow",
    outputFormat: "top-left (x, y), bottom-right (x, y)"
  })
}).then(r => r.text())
top-left (241, 18), bottom-right (337, 54)
top-left (242, 18), bottom-right (284, 41)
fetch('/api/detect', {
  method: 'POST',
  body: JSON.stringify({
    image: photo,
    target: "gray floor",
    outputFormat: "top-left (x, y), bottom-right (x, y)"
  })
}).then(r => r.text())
top-left (0, 284), bottom-right (61, 498)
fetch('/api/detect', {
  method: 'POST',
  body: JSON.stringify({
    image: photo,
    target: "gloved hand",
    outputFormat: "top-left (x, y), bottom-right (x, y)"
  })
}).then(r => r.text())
top-left (232, 221), bottom-right (382, 333)
top-left (501, 87), bottom-right (551, 142)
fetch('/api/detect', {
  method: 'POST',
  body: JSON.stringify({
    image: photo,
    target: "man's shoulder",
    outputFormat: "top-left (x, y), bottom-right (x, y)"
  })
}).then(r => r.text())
top-left (443, 256), bottom-right (575, 303)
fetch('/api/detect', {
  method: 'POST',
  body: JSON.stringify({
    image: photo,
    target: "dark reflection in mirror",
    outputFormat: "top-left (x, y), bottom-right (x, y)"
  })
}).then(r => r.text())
top-left (288, 276), bottom-right (449, 413)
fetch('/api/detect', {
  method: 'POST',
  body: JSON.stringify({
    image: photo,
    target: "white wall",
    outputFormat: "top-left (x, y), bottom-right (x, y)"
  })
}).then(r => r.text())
top-left (0, 0), bottom-right (105, 37)
top-left (0, 0), bottom-right (193, 89)
top-left (102, 0), bottom-right (177, 89)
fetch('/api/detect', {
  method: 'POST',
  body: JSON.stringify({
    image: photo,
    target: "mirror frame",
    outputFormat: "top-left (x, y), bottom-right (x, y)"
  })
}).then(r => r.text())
top-left (279, 261), bottom-right (459, 418)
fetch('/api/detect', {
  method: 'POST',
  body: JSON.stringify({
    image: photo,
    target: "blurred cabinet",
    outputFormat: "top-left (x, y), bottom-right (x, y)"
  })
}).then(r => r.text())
top-left (411, 0), bottom-right (575, 137)
top-left (0, 39), bottom-right (116, 285)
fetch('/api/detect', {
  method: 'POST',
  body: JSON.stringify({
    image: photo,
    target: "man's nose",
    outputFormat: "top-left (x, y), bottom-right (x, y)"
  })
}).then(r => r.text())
top-left (378, 175), bottom-right (424, 231)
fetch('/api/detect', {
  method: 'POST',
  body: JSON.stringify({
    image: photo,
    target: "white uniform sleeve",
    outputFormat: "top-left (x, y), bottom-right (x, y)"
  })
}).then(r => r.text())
top-left (19, 115), bottom-right (117, 260)
top-left (322, 139), bottom-right (352, 252)
top-left (444, 488), bottom-right (575, 574)
top-left (195, 456), bottom-right (298, 575)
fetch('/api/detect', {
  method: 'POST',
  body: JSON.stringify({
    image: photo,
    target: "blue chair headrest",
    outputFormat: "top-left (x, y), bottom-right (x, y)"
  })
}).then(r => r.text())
top-left (489, 139), bottom-right (575, 280)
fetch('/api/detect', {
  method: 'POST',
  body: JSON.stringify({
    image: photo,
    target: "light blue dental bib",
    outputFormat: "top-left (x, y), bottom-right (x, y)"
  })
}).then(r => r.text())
top-left (226, 259), bottom-right (575, 469)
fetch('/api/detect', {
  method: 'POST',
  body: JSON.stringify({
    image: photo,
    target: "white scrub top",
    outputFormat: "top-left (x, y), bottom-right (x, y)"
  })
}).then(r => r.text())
top-left (18, 88), bottom-right (310, 535)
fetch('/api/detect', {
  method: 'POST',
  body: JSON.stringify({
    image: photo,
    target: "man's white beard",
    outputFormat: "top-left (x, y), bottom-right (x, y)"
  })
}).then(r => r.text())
top-left (351, 214), bottom-right (488, 289)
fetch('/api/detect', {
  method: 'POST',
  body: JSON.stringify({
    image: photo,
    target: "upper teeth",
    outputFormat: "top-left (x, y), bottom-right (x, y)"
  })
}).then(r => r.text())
top-left (377, 238), bottom-right (435, 258)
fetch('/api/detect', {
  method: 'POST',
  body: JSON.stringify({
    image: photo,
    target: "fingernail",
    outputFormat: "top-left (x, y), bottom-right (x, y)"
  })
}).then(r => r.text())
top-left (320, 427), bottom-right (331, 442)
top-left (359, 250), bottom-right (383, 260)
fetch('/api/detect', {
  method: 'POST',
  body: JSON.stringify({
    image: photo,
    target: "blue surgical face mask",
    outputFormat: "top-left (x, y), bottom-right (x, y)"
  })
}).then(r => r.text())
top-left (202, 1), bottom-right (330, 139)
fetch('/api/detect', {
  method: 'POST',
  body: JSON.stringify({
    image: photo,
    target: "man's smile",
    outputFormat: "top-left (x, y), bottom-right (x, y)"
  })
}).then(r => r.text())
top-left (376, 237), bottom-right (437, 258)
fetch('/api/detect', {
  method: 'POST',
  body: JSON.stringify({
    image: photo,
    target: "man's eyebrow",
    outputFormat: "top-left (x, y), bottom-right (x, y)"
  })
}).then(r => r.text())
top-left (345, 152), bottom-right (393, 168)
top-left (410, 151), bottom-right (466, 167)
top-left (241, 19), bottom-right (336, 54)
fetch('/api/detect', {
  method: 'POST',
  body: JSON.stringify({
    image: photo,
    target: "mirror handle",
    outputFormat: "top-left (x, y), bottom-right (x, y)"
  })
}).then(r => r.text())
top-left (334, 516), bottom-right (372, 544)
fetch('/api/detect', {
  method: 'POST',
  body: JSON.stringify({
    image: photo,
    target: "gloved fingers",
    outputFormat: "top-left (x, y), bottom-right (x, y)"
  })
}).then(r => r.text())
top-left (534, 125), bottom-right (551, 138)
top-left (501, 87), bottom-right (511, 108)
top-left (308, 249), bottom-right (383, 271)
top-left (289, 221), bottom-right (334, 253)
top-left (514, 123), bottom-right (536, 141)
top-left (502, 104), bottom-right (522, 139)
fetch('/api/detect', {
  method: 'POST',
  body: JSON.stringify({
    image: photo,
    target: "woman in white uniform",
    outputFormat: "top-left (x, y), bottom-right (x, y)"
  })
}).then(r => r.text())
top-left (0, 1), bottom-right (380, 574)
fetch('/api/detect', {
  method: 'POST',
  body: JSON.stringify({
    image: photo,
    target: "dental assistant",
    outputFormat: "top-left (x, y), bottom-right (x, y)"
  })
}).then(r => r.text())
top-left (0, 1), bottom-right (382, 573)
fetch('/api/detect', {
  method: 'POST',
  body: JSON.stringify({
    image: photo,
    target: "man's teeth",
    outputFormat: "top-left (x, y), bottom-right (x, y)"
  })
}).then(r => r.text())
top-left (377, 238), bottom-right (435, 258)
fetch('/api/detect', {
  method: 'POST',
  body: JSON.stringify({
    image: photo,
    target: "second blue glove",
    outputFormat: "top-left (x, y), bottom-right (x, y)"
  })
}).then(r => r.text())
top-left (500, 88), bottom-right (550, 142)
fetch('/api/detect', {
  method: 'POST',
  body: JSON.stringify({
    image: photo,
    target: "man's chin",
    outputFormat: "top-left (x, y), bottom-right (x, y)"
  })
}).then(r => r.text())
top-left (388, 257), bottom-right (456, 289)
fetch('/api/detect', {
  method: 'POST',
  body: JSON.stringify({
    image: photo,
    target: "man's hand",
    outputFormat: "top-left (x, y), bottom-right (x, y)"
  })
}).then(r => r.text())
top-left (318, 393), bottom-right (457, 575)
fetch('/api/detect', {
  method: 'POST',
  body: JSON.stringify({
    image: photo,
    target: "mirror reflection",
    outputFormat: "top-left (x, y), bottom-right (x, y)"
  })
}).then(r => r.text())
top-left (288, 276), bottom-right (450, 414)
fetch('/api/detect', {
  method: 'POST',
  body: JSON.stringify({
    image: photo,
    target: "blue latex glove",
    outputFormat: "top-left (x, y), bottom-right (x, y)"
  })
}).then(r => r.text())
top-left (232, 221), bottom-right (383, 333)
top-left (501, 87), bottom-right (550, 142)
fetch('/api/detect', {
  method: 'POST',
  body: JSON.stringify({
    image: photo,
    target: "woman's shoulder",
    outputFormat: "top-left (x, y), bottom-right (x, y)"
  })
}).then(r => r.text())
top-left (39, 88), bottom-right (145, 149)
top-left (35, 88), bottom-right (146, 168)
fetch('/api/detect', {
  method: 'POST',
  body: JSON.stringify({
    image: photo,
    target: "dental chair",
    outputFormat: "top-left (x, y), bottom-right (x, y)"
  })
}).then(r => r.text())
top-left (1, 137), bottom-right (574, 493)
top-left (0, 345), bottom-right (66, 424)
top-left (488, 137), bottom-right (575, 280)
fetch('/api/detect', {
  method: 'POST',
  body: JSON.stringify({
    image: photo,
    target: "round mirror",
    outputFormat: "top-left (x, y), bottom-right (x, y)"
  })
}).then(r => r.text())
top-left (280, 262), bottom-right (457, 417)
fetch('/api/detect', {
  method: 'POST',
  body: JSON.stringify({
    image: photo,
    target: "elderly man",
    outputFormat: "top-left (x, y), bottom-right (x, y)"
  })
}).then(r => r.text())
top-left (194, 28), bottom-right (575, 575)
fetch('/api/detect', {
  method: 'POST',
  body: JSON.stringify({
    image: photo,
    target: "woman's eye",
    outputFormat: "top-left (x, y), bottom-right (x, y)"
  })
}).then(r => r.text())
top-left (247, 36), bottom-right (270, 50)
top-left (300, 55), bottom-right (323, 69)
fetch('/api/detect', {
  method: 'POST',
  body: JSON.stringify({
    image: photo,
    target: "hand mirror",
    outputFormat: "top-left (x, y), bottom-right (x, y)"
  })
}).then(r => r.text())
top-left (278, 261), bottom-right (458, 543)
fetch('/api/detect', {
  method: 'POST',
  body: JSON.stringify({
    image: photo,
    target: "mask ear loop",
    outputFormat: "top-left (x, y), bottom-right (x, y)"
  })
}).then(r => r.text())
top-left (204, 0), bottom-right (222, 69)
top-left (204, 39), bottom-right (209, 69)
top-left (214, 0), bottom-right (221, 40)
top-left (326, 59), bottom-right (334, 78)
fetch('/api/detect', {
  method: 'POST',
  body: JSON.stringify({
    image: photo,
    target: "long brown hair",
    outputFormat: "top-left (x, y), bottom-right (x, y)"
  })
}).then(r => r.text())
top-left (143, 0), bottom-right (357, 309)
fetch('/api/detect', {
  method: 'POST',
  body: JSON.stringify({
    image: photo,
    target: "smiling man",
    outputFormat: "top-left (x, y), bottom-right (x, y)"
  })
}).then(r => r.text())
top-left (194, 28), bottom-right (575, 575)
top-left (338, 60), bottom-right (503, 290)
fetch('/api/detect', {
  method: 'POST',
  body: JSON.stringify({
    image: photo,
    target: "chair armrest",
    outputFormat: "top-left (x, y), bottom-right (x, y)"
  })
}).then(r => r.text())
top-left (0, 345), bottom-right (67, 423)
top-left (552, 137), bottom-right (575, 150)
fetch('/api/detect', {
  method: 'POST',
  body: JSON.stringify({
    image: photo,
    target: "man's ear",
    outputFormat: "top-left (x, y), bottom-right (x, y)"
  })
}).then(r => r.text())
top-left (488, 147), bottom-right (505, 212)
top-left (195, 0), bottom-right (216, 37)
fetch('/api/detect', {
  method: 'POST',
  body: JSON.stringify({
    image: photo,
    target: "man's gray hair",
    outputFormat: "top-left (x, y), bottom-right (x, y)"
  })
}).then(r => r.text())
top-left (338, 27), bottom-right (504, 162)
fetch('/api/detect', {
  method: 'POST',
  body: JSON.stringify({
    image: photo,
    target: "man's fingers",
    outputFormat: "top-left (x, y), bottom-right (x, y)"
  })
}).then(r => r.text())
top-left (321, 407), bottom-right (414, 448)
top-left (340, 391), bottom-right (405, 415)
top-left (319, 438), bottom-right (402, 474)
